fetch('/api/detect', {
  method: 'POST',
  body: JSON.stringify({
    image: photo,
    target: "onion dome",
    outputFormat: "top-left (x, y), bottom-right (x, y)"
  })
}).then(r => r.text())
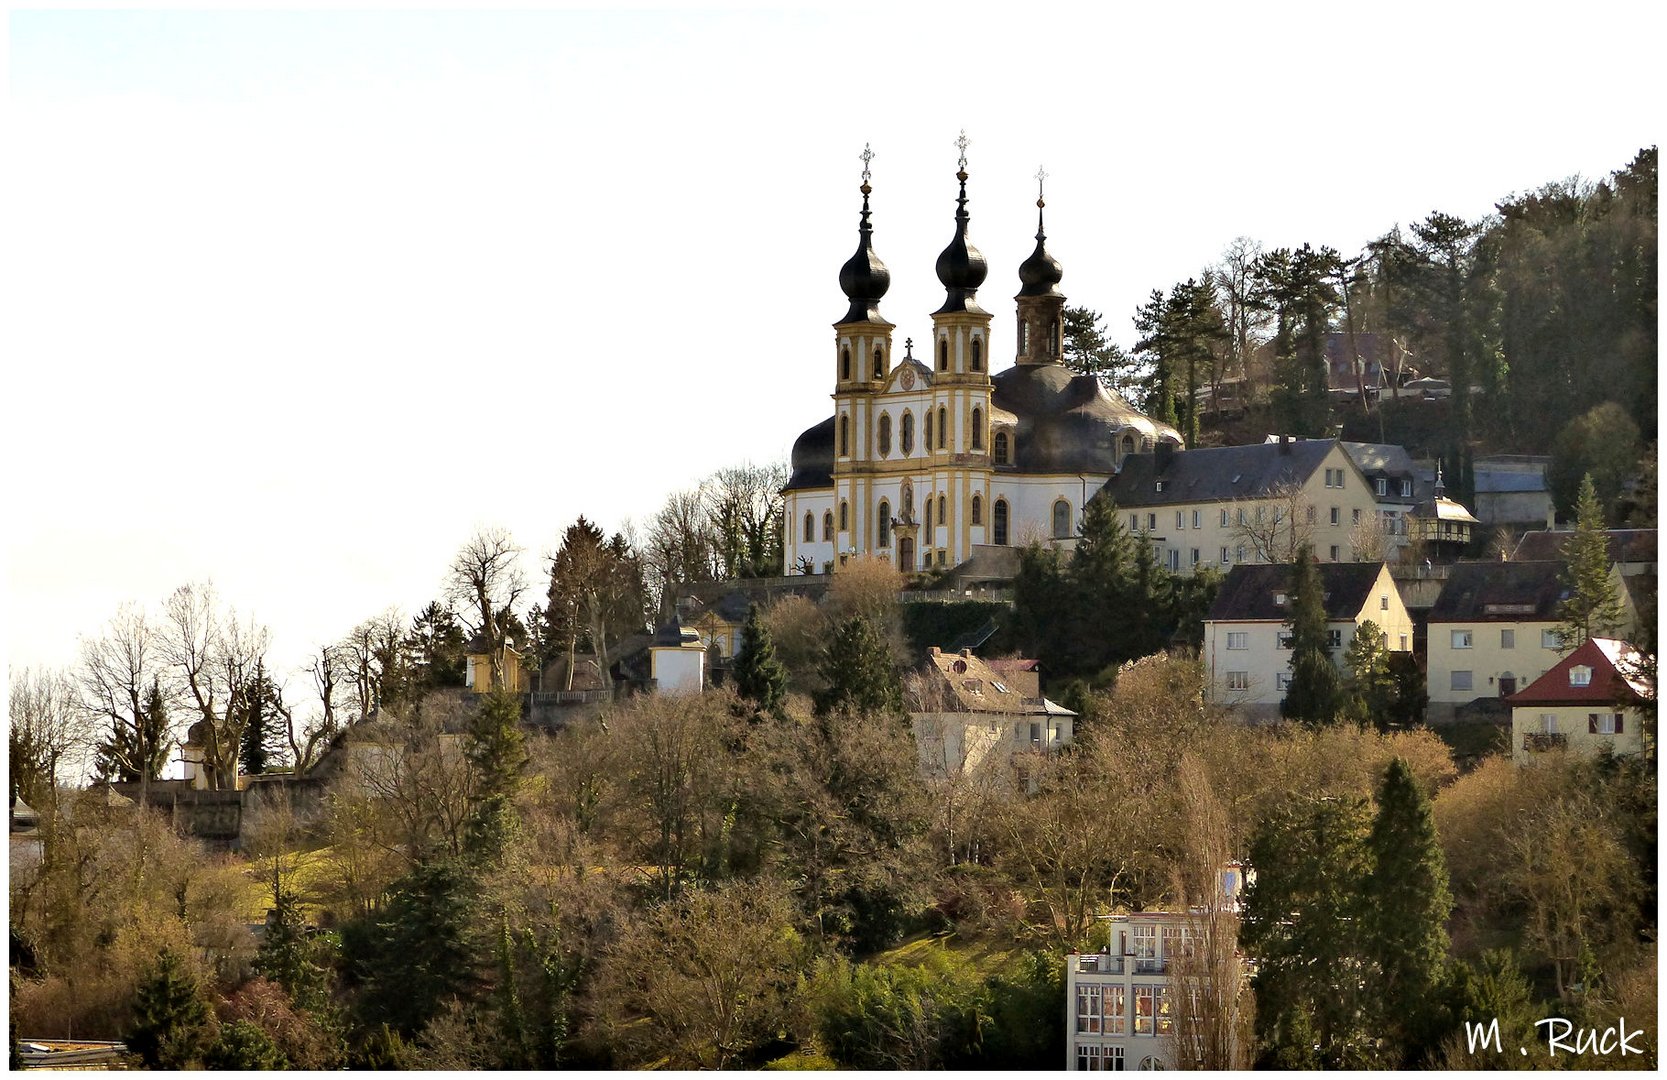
top-left (934, 135), bottom-right (988, 314)
top-left (1017, 195), bottom-right (1064, 298)
top-left (837, 148), bottom-right (890, 325)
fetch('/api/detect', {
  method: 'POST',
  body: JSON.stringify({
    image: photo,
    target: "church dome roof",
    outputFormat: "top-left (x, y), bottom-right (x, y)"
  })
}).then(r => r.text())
top-left (837, 179), bottom-right (891, 325)
top-left (991, 364), bottom-right (1182, 473)
top-left (1016, 200), bottom-right (1063, 298)
top-left (934, 167), bottom-right (988, 315)
top-left (784, 415), bottom-right (836, 492)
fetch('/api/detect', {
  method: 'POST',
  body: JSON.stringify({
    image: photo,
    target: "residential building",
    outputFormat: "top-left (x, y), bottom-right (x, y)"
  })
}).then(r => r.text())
top-left (1512, 528), bottom-right (1658, 576)
top-left (1508, 637), bottom-right (1651, 765)
top-left (782, 149), bottom-right (1180, 576)
top-left (1065, 865), bottom-right (1248, 1071)
top-left (1340, 441), bottom-right (1420, 552)
top-left (908, 647), bottom-right (1074, 779)
top-left (463, 636), bottom-right (526, 694)
top-left (1202, 562), bottom-right (1412, 715)
top-left (1425, 560), bottom-right (1635, 721)
top-left (1101, 437), bottom-right (1383, 574)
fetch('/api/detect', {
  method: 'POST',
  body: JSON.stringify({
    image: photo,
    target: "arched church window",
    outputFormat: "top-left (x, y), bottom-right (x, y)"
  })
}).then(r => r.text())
top-left (937, 406), bottom-right (947, 449)
top-left (1049, 318), bottom-right (1061, 356)
top-left (971, 408), bottom-right (984, 450)
top-left (925, 499), bottom-right (933, 530)
top-left (1018, 321), bottom-right (1029, 354)
top-left (839, 415), bottom-right (850, 456)
top-left (925, 409), bottom-right (933, 450)
top-left (939, 339), bottom-right (949, 371)
top-left (873, 346), bottom-right (884, 379)
top-left (971, 337), bottom-right (982, 371)
top-left (823, 511), bottom-right (834, 542)
top-left (937, 494), bottom-right (947, 528)
top-left (878, 413), bottom-right (892, 456)
top-left (803, 512), bottom-right (815, 543)
top-left (1053, 499), bottom-right (1072, 539)
top-left (994, 431), bottom-right (1010, 466)
top-left (839, 500), bottom-right (848, 531)
top-left (901, 411), bottom-right (915, 455)
top-left (878, 500), bottom-right (891, 547)
top-left (993, 499), bottom-right (1010, 545)
top-left (841, 346), bottom-right (851, 381)
top-left (971, 494), bottom-right (983, 525)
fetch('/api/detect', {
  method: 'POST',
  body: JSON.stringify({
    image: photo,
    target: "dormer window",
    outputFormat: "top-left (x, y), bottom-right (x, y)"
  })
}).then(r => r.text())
top-left (1274, 593), bottom-right (1287, 606)
top-left (1569, 665), bottom-right (1592, 687)
top-left (1154, 480), bottom-right (1166, 493)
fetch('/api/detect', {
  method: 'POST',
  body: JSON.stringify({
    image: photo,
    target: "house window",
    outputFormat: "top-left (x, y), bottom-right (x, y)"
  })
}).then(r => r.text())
top-left (1353, 508), bottom-right (1362, 525)
top-left (841, 346), bottom-right (851, 381)
top-left (1076, 986), bottom-right (1105, 1034)
top-left (1451, 670), bottom-right (1473, 691)
top-left (971, 408), bottom-right (983, 450)
top-left (1133, 925), bottom-right (1157, 959)
top-left (822, 511), bottom-right (833, 542)
top-left (803, 512), bottom-right (815, 543)
top-left (938, 494), bottom-right (946, 528)
top-left (873, 346), bottom-right (884, 378)
top-left (924, 410), bottom-right (933, 450)
top-left (993, 499), bottom-right (1010, 545)
top-left (938, 339), bottom-right (949, 371)
top-left (925, 499), bottom-right (933, 530)
top-left (971, 337), bottom-right (983, 371)
top-left (1168, 549), bottom-right (1180, 571)
top-left (1591, 713), bottom-right (1622, 734)
top-left (1399, 634), bottom-right (1409, 650)
top-left (1569, 665), bottom-right (1592, 687)
top-left (1329, 544), bottom-right (1340, 561)
top-left (1375, 477), bottom-right (1388, 496)
top-left (1400, 479), bottom-right (1413, 497)
top-left (1176, 511), bottom-right (1185, 530)
top-left (1238, 507), bottom-right (1247, 526)
top-left (1192, 510), bottom-right (1201, 528)
top-left (1104, 984), bottom-right (1127, 1035)
top-left (1221, 509), bottom-right (1230, 527)
top-left (877, 500), bottom-right (891, 547)
top-left (1542, 629), bottom-right (1561, 649)
top-left (1306, 505), bottom-right (1316, 524)
top-left (1226, 670), bottom-right (1249, 691)
top-left (1053, 499), bottom-right (1073, 539)
top-left (839, 415), bottom-right (850, 456)
top-left (900, 411), bottom-right (915, 455)
top-left (994, 431), bottom-right (1010, 465)
top-left (1276, 672), bottom-right (1292, 691)
top-left (1221, 546), bottom-right (1230, 564)
top-left (1191, 548), bottom-right (1200, 566)
top-left (878, 413), bottom-right (892, 455)
top-left (1330, 506), bottom-right (1340, 526)
top-left (839, 500), bottom-right (848, 531)
top-left (1076, 1044), bottom-right (1101, 1071)
top-left (1237, 545), bottom-right (1246, 562)
top-left (1327, 629), bottom-right (1343, 649)
top-left (1451, 629), bottom-right (1473, 649)
top-left (1131, 514), bottom-right (1140, 532)
top-left (1134, 987), bottom-right (1156, 1035)
top-left (1540, 714), bottom-right (1558, 735)
top-left (937, 406), bottom-right (947, 448)
top-left (1380, 595), bottom-right (1390, 611)
top-left (1501, 628), bottom-right (1515, 649)
top-left (1148, 513), bottom-right (1158, 531)
top-left (971, 494), bottom-right (983, 525)
top-left (1276, 631), bottom-right (1293, 650)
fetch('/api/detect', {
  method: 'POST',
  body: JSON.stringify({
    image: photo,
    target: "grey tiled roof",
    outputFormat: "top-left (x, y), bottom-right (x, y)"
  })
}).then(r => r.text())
top-left (1102, 439), bottom-right (1337, 509)
top-left (1427, 561), bottom-right (1567, 622)
top-left (1206, 561), bottom-right (1388, 622)
top-left (1512, 529), bottom-right (1657, 564)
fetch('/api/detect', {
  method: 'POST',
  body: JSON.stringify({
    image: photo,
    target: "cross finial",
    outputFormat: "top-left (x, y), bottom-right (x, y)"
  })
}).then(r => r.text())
top-left (905, 336), bottom-right (914, 357)
top-left (860, 143), bottom-right (874, 185)
top-left (1035, 166), bottom-right (1048, 197)
top-left (955, 129), bottom-right (969, 172)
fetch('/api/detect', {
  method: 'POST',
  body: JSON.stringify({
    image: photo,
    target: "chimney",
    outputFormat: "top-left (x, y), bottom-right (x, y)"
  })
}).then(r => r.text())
top-left (928, 646), bottom-right (941, 657)
top-left (960, 648), bottom-right (974, 658)
top-left (1278, 434), bottom-right (1292, 454)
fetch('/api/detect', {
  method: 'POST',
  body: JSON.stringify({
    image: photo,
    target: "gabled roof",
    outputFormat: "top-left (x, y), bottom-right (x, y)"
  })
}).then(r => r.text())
top-left (1428, 561), bottom-right (1567, 623)
top-left (1506, 637), bottom-right (1652, 706)
top-left (1205, 561), bottom-right (1389, 622)
top-left (1340, 441), bottom-right (1417, 481)
top-left (1102, 438), bottom-right (1340, 509)
top-left (1512, 528), bottom-right (1658, 564)
top-left (913, 648), bottom-right (1074, 717)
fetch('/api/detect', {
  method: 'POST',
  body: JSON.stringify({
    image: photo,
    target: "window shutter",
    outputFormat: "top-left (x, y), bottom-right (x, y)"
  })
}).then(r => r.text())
top-left (1615, 714), bottom-right (1624, 733)
top-left (1589, 714), bottom-right (1599, 734)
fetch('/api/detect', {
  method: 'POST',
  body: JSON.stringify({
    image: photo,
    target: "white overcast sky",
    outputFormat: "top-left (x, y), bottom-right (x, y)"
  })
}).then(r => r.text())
top-left (4, 2), bottom-right (1662, 697)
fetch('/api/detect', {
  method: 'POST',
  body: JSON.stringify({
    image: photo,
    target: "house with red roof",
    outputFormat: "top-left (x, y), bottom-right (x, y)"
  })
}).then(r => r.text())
top-left (1506, 637), bottom-right (1652, 766)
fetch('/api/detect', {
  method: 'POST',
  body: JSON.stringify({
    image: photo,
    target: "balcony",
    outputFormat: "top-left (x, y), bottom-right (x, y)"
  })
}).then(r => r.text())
top-left (1133, 957), bottom-right (1169, 975)
top-left (1075, 954), bottom-right (1126, 974)
top-left (1522, 732), bottom-right (1568, 752)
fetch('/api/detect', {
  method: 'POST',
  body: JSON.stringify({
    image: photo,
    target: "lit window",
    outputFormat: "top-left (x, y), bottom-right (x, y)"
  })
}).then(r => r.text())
top-left (1226, 670), bottom-right (1249, 690)
top-left (1134, 986), bottom-right (1156, 1035)
top-left (1451, 670), bottom-right (1473, 691)
top-left (1451, 629), bottom-right (1473, 649)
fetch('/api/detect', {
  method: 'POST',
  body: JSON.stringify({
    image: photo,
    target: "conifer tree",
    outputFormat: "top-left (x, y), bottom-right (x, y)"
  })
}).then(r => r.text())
top-left (814, 615), bottom-right (903, 718)
top-left (127, 949), bottom-right (212, 1068)
top-left (1556, 473), bottom-right (1624, 651)
top-left (464, 687), bottom-right (527, 862)
top-left (1280, 546), bottom-right (1344, 724)
top-left (1342, 619), bottom-right (1396, 730)
top-left (1365, 757), bottom-right (1453, 1065)
top-left (731, 603), bottom-right (787, 717)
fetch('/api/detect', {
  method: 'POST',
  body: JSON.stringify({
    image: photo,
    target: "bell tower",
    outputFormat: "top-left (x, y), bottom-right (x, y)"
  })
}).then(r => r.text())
top-left (1014, 167), bottom-right (1065, 366)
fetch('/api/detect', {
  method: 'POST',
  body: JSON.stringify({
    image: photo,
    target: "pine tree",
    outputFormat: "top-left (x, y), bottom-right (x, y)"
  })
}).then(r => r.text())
top-left (814, 616), bottom-right (903, 718)
top-left (1343, 619), bottom-right (1396, 730)
top-left (1556, 473), bottom-right (1624, 651)
top-left (1365, 758), bottom-right (1453, 1065)
top-left (359, 860), bottom-right (484, 1036)
top-left (1280, 547), bottom-right (1344, 724)
top-left (127, 949), bottom-right (212, 1068)
top-left (204, 1020), bottom-right (288, 1069)
top-left (464, 687), bottom-right (527, 862)
top-left (731, 603), bottom-right (787, 717)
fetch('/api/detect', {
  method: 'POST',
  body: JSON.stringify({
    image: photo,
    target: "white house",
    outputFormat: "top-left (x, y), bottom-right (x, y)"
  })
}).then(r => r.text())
top-left (907, 647), bottom-right (1074, 779)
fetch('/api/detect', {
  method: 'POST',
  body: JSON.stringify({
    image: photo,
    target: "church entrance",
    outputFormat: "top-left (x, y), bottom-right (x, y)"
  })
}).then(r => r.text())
top-left (898, 537), bottom-right (915, 572)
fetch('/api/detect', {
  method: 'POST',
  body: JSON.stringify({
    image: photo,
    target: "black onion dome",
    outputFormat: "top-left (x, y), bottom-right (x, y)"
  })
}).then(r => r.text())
top-left (837, 184), bottom-right (890, 324)
top-left (934, 169), bottom-right (988, 315)
top-left (1017, 200), bottom-right (1064, 298)
top-left (783, 416), bottom-right (836, 492)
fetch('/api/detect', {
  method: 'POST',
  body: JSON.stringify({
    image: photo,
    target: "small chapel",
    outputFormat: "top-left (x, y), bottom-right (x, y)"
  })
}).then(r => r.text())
top-left (783, 139), bottom-right (1182, 575)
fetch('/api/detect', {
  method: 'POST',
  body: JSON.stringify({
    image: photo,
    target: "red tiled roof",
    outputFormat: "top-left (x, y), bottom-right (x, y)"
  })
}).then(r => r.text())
top-left (1506, 637), bottom-right (1652, 706)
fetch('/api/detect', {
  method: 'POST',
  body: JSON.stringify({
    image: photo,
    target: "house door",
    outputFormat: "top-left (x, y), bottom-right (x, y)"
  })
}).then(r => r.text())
top-left (1499, 674), bottom-right (1516, 697)
top-left (898, 537), bottom-right (915, 572)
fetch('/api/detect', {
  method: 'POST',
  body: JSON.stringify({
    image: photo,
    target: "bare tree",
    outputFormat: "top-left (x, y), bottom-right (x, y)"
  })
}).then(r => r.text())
top-left (339, 609), bottom-right (407, 722)
top-left (904, 669), bottom-right (1005, 868)
top-left (78, 603), bottom-right (171, 805)
top-left (1228, 481), bottom-right (1313, 564)
top-left (445, 527), bottom-right (529, 687)
top-left (8, 666), bottom-right (90, 810)
top-left (640, 486), bottom-right (721, 617)
top-left (159, 581), bottom-right (273, 791)
top-left (1214, 237), bottom-right (1271, 406)
top-left (548, 518), bottom-right (645, 691)
top-left (1348, 511), bottom-right (1393, 564)
top-left (705, 462), bottom-right (788, 579)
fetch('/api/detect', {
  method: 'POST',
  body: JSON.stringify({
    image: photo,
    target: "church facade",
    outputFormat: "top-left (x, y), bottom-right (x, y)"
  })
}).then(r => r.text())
top-left (783, 147), bottom-right (1182, 575)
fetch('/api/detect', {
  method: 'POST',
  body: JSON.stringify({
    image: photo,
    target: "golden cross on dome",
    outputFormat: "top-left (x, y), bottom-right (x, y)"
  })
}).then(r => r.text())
top-left (955, 130), bottom-right (969, 171)
top-left (860, 143), bottom-right (874, 185)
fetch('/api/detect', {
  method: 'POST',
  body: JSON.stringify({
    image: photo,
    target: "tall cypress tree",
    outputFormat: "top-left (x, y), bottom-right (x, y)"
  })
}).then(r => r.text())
top-left (1556, 473), bottom-right (1624, 650)
top-left (1365, 758), bottom-right (1453, 1065)
top-left (731, 603), bottom-right (787, 717)
top-left (1280, 546), bottom-right (1344, 724)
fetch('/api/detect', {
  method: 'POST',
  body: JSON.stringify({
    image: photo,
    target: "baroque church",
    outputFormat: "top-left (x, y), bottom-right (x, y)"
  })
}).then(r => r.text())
top-left (783, 145), bottom-right (1182, 575)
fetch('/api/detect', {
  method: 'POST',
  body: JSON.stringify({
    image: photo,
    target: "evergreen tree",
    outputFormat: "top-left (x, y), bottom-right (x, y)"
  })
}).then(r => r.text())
top-left (204, 1020), bottom-right (288, 1069)
top-left (1556, 473), bottom-right (1624, 651)
top-left (1342, 619), bottom-right (1396, 730)
top-left (1011, 543), bottom-right (1071, 671)
top-left (1065, 496), bottom-right (1142, 673)
top-left (1062, 306), bottom-right (1139, 398)
top-left (1280, 547), bottom-right (1344, 724)
top-left (127, 948), bottom-right (212, 1068)
top-left (238, 662), bottom-right (288, 776)
top-left (357, 860), bottom-right (484, 1036)
top-left (464, 687), bottom-right (527, 862)
top-left (814, 616), bottom-right (903, 718)
top-left (731, 603), bottom-right (788, 717)
top-left (254, 892), bottom-right (333, 1018)
top-left (1365, 758), bottom-right (1453, 1065)
top-left (1255, 245), bottom-right (1341, 437)
top-left (1242, 797), bottom-right (1378, 1068)
top-left (94, 676), bottom-right (170, 784)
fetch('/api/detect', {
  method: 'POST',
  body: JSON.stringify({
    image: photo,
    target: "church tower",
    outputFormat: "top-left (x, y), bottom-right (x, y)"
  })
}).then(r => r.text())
top-left (1014, 169), bottom-right (1065, 366)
